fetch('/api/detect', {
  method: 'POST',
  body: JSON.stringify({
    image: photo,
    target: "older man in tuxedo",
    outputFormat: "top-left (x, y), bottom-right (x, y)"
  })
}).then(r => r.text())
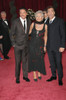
top-left (0, 35), bottom-right (3, 60)
top-left (10, 7), bottom-right (31, 83)
top-left (46, 6), bottom-right (65, 86)
top-left (0, 11), bottom-right (11, 59)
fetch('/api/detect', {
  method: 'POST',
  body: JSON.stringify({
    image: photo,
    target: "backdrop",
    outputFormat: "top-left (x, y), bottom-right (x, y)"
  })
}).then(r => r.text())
top-left (0, 0), bottom-right (66, 21)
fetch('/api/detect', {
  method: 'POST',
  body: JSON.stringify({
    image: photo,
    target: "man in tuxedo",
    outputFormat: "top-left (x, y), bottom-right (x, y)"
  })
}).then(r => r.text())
top-left (43, 9), bottom-right (49, 25)
top-left (0, 35), bottom-right (4, 60)
top-left (0, 11), bottom-right (11, 59)
top-left (46, 6), bottom-right (65, 85)
top-left (10, 7), bottom-right (31, 83)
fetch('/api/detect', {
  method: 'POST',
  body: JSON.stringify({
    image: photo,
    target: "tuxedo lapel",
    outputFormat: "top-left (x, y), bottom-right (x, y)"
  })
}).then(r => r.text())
top-left (1, 19), bottom-right (9, 29)
top-left (18, 18), bottom-right (25, 32)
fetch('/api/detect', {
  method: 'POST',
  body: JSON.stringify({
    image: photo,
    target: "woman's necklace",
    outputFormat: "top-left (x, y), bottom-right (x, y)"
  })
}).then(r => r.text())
top-left (35, 20), bottom-right (44, 37)
top-left (36, 24), bottom-right (43, 37)
top-left (36, 30), bottom-right (39, 37)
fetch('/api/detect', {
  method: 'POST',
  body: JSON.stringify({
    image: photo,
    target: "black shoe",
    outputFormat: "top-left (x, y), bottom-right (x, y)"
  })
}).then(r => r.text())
top-left (34, 79), bottom-right (38, 82)
top-left (23, 77), bottom-right (30, 82)
top-left (46, 76), bottom-right (57, 82)
top-left (16, 78), bottom-right (20, 84)
top-left (38, 76), bottom-right (42, 80)
top-left (4, 56), bottom-right (10, 59)
top-left (59, 80), bottom-right (63, 86)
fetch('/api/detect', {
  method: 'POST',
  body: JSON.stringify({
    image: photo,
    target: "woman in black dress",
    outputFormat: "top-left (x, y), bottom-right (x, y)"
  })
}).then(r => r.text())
top-left (29, 10), bottom-right (47, 81)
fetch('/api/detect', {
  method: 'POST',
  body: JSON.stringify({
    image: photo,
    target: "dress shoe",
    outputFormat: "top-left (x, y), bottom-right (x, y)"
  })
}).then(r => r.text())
top-left (4, 56), bottom-right (10, 59)
top-left (46, 76), bottom-right (57, 82)
top-left (23, 77), bottom-right (30, 82)
top-left (34, 79), bottom-right (38, 82)
top-left (59, 80), bottom-right (63, 86)
top-left (16, 79), bottom-right (20, 84)
top-left (38, 76), bottom-right (42, 80)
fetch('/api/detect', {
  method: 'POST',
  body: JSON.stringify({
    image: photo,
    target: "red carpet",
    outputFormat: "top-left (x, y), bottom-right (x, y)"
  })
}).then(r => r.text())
top-left (0, 47), bottom-right (66, 100)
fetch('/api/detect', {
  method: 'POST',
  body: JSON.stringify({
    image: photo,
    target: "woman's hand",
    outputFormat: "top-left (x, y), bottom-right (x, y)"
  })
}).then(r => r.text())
top-left (44, 47), bottom-right (47, 53)
top-left (59, 47), bottom-right (65, 53)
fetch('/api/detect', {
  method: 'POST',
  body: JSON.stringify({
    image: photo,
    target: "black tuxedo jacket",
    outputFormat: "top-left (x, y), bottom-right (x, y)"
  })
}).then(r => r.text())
top-left (0, 19), bottom-right (9, 43)
top-left (0, 19), bottom-right (11, 50)
top-left (47, 17), bottom-right (65, 51)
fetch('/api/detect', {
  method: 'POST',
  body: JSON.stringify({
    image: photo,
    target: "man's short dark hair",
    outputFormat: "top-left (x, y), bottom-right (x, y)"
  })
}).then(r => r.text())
top-left (47, 6), bottom-right (55, 12)
top-left (19, 7), bottom-right (27, 12)
top-left (43, 8), bottom-right (47, 12)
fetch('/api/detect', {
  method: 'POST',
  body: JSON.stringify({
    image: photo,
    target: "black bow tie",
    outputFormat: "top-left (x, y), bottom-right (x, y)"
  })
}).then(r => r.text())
top-left (4, 20), bottom-right (7, 21)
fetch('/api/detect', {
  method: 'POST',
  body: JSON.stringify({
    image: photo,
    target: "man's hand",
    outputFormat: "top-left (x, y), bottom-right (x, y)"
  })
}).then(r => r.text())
top-left (0, 35), bottom-right (3, 39)
top-left (59, 47), bottom-right (65, 53)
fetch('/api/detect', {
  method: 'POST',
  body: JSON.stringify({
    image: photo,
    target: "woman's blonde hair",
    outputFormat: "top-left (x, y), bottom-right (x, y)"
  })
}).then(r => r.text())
top-left (35, 10), bottom-right (44, 18)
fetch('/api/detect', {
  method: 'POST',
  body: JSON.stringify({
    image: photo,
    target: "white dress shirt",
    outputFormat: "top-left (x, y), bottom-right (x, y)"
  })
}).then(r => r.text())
top-left (20, 17), bottom-right (27, 33)
top-left (49, 16), bottom-right (56, 24)
top-left (3, 20), bottom-right (8, 25)
top-left (44, 17), bottom-right (48, 23)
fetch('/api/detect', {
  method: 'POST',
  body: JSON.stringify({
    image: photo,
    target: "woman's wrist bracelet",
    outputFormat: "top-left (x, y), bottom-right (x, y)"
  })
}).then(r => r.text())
top-left (44, 45), bottom-right (46, 47)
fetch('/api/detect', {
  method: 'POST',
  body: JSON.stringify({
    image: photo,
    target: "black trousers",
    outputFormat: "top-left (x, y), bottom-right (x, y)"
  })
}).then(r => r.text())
top-left (47, 50), bottom-right (63, 80)
top-left (14, 46), bottom-right (28, 79)
top-left (2, 38), bottom-right (11, 57)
